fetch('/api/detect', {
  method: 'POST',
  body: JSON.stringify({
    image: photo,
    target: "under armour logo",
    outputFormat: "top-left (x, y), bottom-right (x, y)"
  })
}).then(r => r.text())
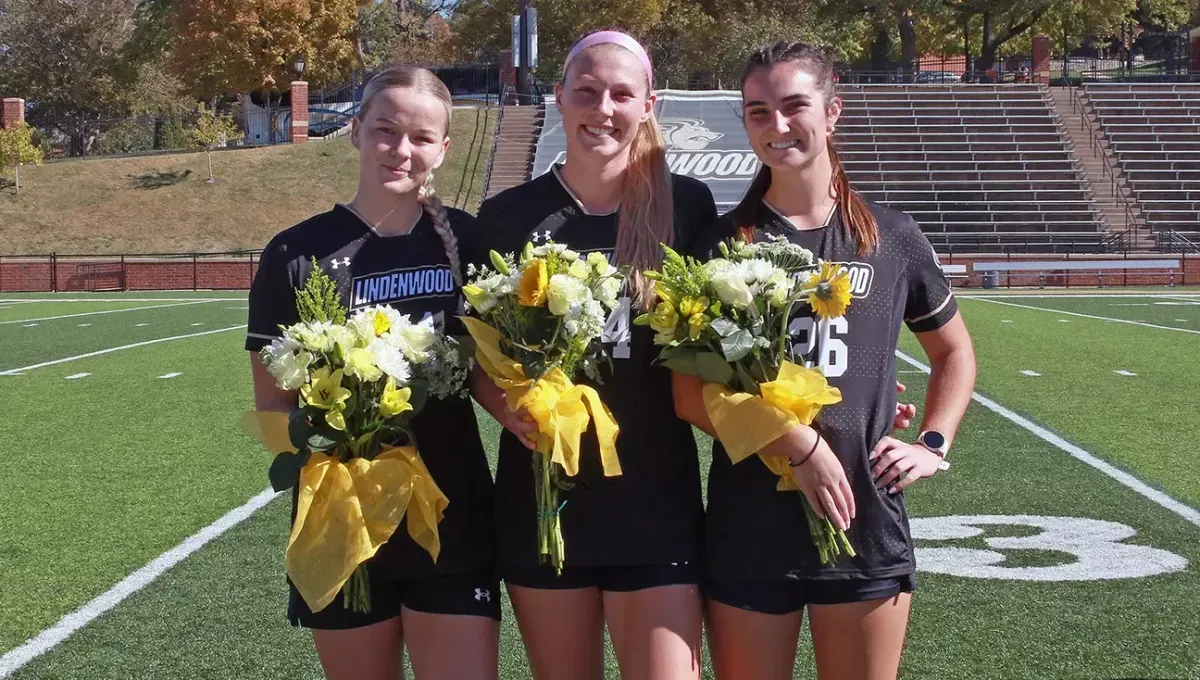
top-left (474, 588), bottom-right (492, 602)
top-left (531, 230), bottom-right (552, 243)
top-left (330, 257), bottom-right (351, 270)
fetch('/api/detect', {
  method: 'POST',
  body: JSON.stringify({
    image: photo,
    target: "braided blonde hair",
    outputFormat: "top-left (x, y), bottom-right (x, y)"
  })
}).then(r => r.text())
top-left (358, 65), bottom-right (464, 285)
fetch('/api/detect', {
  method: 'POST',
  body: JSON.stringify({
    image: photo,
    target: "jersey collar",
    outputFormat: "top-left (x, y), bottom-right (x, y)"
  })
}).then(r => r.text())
top-left (761, 198), bottom-right (837, 231)
top-left (336, 203), bottom-right (426, 238)
top-left (551, 164), bottom-right (619, 217)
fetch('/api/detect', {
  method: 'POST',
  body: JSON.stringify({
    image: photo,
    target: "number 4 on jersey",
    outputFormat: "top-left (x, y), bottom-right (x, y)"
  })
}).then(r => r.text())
top-left (602, 297), bottom-right (632, 359)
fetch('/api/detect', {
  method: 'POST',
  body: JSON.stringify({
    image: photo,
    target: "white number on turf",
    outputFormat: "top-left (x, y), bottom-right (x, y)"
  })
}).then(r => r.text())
top-left (602, 297), bottom-right (632, 359)
top-left (788, 316), bottom-right (848, 378)
top-left (911, 515), bottom-right (1188, 581)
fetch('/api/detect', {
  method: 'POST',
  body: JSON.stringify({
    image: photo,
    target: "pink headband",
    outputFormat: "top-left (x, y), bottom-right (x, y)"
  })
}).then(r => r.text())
top-left (563, 31), bottom-right (653, 86)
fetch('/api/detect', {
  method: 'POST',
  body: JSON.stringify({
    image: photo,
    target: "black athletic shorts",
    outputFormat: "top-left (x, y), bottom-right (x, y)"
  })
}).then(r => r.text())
top-left (503, 560), bottom-right (701, 592)
top-left (703, 574), bottom-right (916, 615)
top-left (288, 571), bottom-right (502, 629)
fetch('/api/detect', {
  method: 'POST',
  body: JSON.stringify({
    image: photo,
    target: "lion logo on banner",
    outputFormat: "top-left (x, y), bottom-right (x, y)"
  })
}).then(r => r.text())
top-left (660, 118), bottom-right (724, 150)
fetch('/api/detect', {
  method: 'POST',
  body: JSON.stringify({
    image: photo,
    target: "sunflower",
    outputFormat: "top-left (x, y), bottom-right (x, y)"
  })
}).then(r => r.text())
top-left (805, 262), bottom-right (852, 319)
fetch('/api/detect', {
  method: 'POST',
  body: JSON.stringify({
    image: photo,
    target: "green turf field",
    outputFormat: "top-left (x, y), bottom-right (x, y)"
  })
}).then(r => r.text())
top-left (1, 290), bottom-right (1198, 679)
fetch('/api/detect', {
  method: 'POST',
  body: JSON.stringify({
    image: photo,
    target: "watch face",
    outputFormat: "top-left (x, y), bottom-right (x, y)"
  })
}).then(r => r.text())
top-left (922, 431), bottom-right (947, 450)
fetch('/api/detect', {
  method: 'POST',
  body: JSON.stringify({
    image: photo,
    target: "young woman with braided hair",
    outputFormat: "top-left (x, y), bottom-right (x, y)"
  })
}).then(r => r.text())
top-left (675, 41), bottom-right (977, 679)
top-left (246, 65), bottom-right (499, 680)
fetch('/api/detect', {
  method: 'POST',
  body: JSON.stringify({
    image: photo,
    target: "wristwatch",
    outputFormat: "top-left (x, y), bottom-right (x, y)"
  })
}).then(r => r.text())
top-left (917, 430), bottom-right (951, 471)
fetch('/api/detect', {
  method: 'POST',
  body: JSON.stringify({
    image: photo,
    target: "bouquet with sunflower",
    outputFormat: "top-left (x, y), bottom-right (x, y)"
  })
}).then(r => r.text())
top-left (460, 242), bottom-right (626, 574)
top-left (241, 266), bottom-right (472, 614)
top-left (635, 235), bottom-right (856, 564)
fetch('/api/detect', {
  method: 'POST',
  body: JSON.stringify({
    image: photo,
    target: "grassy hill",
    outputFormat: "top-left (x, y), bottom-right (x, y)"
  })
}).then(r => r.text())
top-left (0, 107), bottom-right (496, 256)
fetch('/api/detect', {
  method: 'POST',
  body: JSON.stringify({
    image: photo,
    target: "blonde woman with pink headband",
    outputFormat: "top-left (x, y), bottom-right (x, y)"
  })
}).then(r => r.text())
top-left (471, 29), bottom-right (717, 680)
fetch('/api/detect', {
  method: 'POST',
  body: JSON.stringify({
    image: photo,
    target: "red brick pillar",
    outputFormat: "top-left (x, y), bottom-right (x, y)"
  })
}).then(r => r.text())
top-left (2, 98), bottom-right (24, 129)
top-left (500, 50), bottom-right (517, 104)
top-left (1032, 35), bottom-right (1051, 84)
top-left (290, 81), bottom-right (309, 144)
top-left (1191, 30), bottom-right (1200, 74)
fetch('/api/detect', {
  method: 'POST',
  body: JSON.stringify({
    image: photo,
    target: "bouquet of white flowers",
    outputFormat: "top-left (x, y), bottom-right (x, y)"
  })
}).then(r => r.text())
top-left (637, 236), bottom-right (856, 564)
top-left (242, 267), bottom-right (472, 614)
top-left (461, 242), bottom-right (626, 574)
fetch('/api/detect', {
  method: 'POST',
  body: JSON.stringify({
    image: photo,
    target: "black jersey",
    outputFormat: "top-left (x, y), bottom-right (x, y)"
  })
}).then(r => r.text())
top-left (246, 204), bottom-right (495, 580)
top-left (692, 199), bottom-right (958, 581)
top-left (475, 166), bottom-right (718, 568)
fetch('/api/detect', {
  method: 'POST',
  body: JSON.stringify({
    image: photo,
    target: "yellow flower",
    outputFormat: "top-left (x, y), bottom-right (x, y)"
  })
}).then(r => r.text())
top-left (372, 310), bottom-right (391, 337)
top-left (688, 313), bottom-right (711, 340)
top-left (648, 301), bottom-right (679, 333)
top-left (325, 406), bottom-right (347, 431)
top-left (301, 367), bottom-right (352, 411)
top-left (518, 259), bottom-right (549, 307)
top-left (678, 296), bottom-right (710, 319)
top-left (345, 347), bottom-right (383, 382)
top-left (654, 281), bottom-right (677, 306)
top-left (379, 377), bottom-right (413, 418)
top-left (806, 262), bottom-right (852, 318)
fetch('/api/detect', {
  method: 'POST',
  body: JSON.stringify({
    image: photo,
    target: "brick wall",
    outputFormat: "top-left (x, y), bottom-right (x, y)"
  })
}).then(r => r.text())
top-left (1, 98), bottom-right (24, 129)
top-left (290, 81), bottom-right (309, 143)
top-left (1, 254), bottom-right (1194, 293)
top-left (0, 258), bottom-right (260, 292)
top-left (942, 254), bottom-right (1199, 288)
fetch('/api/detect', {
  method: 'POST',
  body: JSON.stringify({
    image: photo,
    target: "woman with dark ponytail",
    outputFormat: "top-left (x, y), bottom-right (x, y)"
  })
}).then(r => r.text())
top-left (674, 41), bottom-right (977, 679)
top-left (472, 29), bottom-right (716, 680)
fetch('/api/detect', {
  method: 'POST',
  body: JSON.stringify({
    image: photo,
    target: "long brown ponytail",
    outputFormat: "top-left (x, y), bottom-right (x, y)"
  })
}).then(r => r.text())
top-left (730, 41), bottom-right (878, 255)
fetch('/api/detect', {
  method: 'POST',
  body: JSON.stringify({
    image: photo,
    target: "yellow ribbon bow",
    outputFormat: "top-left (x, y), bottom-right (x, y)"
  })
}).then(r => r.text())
top-left (702, 360), bottom-right (842, 490)
top-left (240, 411), bottom-right (449, 612)
top-left (460, 316), bottom-right (621, 477)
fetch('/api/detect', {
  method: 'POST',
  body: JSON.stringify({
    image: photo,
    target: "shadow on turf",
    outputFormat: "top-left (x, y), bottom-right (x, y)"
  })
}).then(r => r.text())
top-left (129, 169), bottom-right (192, 189)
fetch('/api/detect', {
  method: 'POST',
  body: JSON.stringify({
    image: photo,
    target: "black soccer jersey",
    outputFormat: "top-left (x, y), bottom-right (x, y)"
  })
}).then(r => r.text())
top-left (474, 165), bottom-right (718, 568)
top-left (245, 204), bottom-right (495, 580)
top-left (692, 199), bottom-right (958, 581)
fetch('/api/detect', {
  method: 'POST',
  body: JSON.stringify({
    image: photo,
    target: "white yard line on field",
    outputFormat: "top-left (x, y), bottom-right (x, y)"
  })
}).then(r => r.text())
top-left (0, 325), bottom-right (245, 375)
top-left (966, 298), bottom-right (1200, 335)
top-left (897, 350), bottom-right (1200, 528)
top-left (0, 297), bottom-right (243, 303)
top-left (0, 489), bottom-right (279, 678)
top-left (0, 300), bottom-right (221, 326)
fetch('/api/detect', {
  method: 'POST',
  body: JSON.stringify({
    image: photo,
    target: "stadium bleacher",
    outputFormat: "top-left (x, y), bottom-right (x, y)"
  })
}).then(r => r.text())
top-left (1081, 83), bottom-right (1200, 250)
top-left (836, 84), bottom-right (1107, 253)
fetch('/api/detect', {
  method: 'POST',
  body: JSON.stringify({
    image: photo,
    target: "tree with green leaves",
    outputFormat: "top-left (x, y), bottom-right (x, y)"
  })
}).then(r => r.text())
top-left (191, 102), bottom-right (241, 182)
top-left (0, 0), bottom-right (141, 156)
top-left (0, 122), bottom-right (45, 195)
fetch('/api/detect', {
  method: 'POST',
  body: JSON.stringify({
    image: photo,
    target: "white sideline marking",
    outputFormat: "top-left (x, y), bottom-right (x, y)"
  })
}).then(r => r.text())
top-left (897, 350), bottom-right (1200, 528)
top-left (21, 324), bottom-right (37, 328)
top-left (1058, 319), bottom-right (1071, 323)
top-left (1001, 320), bottom-right (1013, 323)
top-left (1154, 301), bottom-right (1200, 306)
top-left (960, 293), bottom-right (1200, 299)
top-left (65, 373), bottom-right (90, 380)
top-left (0, 489), bottom-right (278, 678)
top-left (0, 300), bottom-right (217, 326)
top-left (969, 298), bottom-right (1200, 335)
top-left (1110, 303), bottom-right (1150, 307)
top-left (157, 372), bottom-right (182, 379)
top-left (190, 322), bottom-right (204, 326)
top-left (1114, 370), bottom-right (1138, 377)
top-left (0, 325), bottom-right (245, 376)
top-left (77, 324), bottom-right (91, 327)
top-left (1020, 370), bottom-right (1041, 377)
top-left (135, 323), bottom-right (149, 327)
top-left (1176, 319), bottom-right (1188, 323)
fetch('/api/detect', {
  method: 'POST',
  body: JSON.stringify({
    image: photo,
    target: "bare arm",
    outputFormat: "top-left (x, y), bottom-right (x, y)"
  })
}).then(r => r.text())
top-left (912, 311), bottom-right (975, 447)
top-left (872, 311), bottom-right (976, 493)
top-left (470, 364), bottom-right (538, 449)
top-left (250, 353), bottom-right (296, 412)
